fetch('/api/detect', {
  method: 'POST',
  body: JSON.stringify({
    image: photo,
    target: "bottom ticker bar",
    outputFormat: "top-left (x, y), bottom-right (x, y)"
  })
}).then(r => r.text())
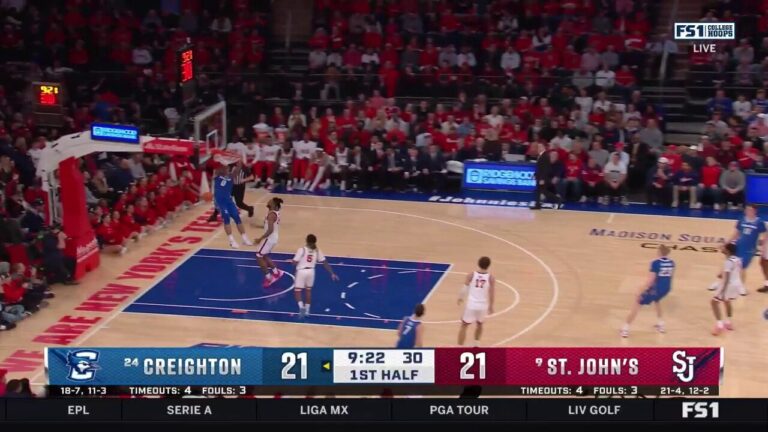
top-left (47, 385), bottom-right (719, 397)
top-left (0, 398), bottom-right (766, 423)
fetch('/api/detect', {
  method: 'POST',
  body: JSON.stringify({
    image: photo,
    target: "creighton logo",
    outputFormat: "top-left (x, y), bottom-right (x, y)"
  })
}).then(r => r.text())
top-left (672, 350), bottom-right (696, 383)
top-left (66, 350), bottom-right (100, 382)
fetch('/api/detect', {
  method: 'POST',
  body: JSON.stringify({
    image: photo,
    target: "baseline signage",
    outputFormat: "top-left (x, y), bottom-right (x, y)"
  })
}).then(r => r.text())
top-left (462, 161), bottom-right (536, 192)
top-left (746, 173), bottom-right (768, 205)
top-left (90, 123), bottom-right (140, 144)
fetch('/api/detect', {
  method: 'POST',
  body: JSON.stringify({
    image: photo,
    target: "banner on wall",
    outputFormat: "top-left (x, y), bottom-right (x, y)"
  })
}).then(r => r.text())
top-left (142, 137), bottom-right (195, 156)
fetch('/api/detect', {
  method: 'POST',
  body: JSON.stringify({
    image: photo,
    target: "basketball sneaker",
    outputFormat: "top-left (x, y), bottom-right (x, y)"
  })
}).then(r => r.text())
top-left (711, 325), bottom-right (723, 336)
top-left (620, 329), bottom-right (629, 338)
top-left (272, 269), bottom-right (285, 284)
top-left (724, 321), bottom-right (734, 331)
top-left (654, 323), bottom-right (666, 334)
top-left (262, 273), bottom-right (274, 288)
top-left (229, 239), bottom-right (240, 249)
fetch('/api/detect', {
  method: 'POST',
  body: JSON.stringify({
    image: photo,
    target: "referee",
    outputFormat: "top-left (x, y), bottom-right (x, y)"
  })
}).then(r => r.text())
top-left (207, 161), bottom-right (255, 222)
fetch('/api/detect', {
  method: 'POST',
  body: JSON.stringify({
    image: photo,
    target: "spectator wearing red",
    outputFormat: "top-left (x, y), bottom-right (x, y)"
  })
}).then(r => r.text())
top-left (363, 25), bottom-right (383, 49)
top-left (134, 197), bottom-right (160, 231)
top-left (563, 152), bottom-right (584, 201)
top-left (661, 145), bottom-right (682, 171)
top-left (148, 191), bottom-right (168, 223)
top-left (68, 39), bottom-right (89, 67)
top-left (515, 30), bottom-right (533, 53)
top-left (440, 8), bottom-right (461, 33)
top-left (560, 45), bottom-right (581, 70)
top-left (419, 41), bottom-right (439, 70)
top-left (698, 156), bottom-right (723, 209)
top-left (737, 141), bottom-right (760, 170)
top-left (96, 213), bottom-right (128, 255)
top-left (380, 61), bottom-right (399, 98)
top-left (120, 205), bottom-right (144, 239)
top-left (308, 28), bottom-right (329, 50)
top-left (716, 141), bottom-right (737, 166)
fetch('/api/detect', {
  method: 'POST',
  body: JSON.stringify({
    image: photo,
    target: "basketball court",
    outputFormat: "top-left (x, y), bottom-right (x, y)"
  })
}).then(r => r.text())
top-left (2, 190), bottom-right (766, 396)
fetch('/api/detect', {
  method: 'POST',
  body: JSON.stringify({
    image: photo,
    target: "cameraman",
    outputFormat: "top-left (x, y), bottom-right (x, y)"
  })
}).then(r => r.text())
top-left (41, 225), bottom-right (78, 285)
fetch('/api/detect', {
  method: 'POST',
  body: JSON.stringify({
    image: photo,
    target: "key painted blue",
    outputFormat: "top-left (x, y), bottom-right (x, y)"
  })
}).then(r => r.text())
top-left (125, 248), bottom-right (450, 330)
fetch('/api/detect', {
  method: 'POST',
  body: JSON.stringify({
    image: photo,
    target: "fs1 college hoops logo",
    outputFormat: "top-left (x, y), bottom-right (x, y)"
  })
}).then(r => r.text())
top-left (66, 350), bottom-right (101, 382)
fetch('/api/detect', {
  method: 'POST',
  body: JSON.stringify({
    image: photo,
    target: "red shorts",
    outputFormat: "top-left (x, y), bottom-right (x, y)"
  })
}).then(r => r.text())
top-left (292, 158), bottom-right (310, 179)
top-left (254, 161), bottom-right (276, 179)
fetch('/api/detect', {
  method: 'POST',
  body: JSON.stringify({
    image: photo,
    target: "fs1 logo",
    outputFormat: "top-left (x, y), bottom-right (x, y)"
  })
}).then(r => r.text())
top-left (682, 402), bottom-right (719, 419)
top-left (674, 22), bottom-right (735, 40)
top-left (672, 350), bottom-right (696, 383)
top-left (66, 350), bottom-right (101, 382)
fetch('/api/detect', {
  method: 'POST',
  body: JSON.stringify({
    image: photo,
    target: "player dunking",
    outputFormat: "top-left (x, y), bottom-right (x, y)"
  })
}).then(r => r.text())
top-left (255, 197), bottom-right (284, 287)
top-left (292, 234), bottom-right (338, 318)
top-left (620, 245), bottom-right (674, 338)
top-left (719, 204), bottom-right (766, 295)
top-left (212, 163), bottom-right (253, 249)
top-left (396, 304), bottom-right (425, 348)
top-left (711, 243), bottom-right (742, 335)
top-left (458, 256), bottom-right (495, 347)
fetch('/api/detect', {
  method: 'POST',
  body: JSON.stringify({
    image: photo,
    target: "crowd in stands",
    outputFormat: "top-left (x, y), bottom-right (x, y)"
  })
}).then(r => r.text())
top-left (304, 0), bottom-right (660, 100)
top-left (689, 0), bottom-right (768, 87)
top-left (0, 141), bottom-right (204, 333)
top-left (0, 2), bottom-right (218, 333)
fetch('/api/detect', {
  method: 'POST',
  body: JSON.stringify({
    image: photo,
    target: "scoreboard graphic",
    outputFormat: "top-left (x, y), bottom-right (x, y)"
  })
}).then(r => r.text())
top-left (46, 347), bottom-right (722, 397)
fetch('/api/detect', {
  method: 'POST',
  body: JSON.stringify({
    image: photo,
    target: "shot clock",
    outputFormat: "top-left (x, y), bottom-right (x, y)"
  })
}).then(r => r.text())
top-left (176, 43), bottom-right (197, 107)
top-left (32, 82), bottom-right (65, 126)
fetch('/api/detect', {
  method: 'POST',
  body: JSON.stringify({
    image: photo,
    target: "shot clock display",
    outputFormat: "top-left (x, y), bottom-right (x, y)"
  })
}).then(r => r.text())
top-left (35, 83), bottom-right (63, 106)
top-left (177, 44), bottom-right (197, 106)
top-left (32, 82), bottom-right (65, 126)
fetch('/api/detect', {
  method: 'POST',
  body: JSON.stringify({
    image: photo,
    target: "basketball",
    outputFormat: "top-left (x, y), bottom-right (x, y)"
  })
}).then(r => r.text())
top-left (201, 191), bottom-right (212, 202)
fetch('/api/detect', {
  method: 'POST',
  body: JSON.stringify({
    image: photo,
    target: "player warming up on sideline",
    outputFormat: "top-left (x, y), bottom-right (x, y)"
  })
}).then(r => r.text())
top-left (458, 256), bottom-right (495, 347)
top-left (719, 204), bottom-right (766, 295)
top-left (213, 163), bottom-right (253, 249)
top-left (620, 244), bottom-right (674, 338)
top-left (758, 233), bottom-right (768, 293)
top-left (396, 304), bottom-right (425, 348)
top-left (292, 234), bottom-right (338, 318)
top-left (711, 243), bottom-right (742, 335)
top-left (255, 197), bottom-right (284, 287)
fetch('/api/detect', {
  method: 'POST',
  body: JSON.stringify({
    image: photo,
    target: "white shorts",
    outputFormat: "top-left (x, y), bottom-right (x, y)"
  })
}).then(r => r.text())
top-left (256, 238), bottom-right (277, 257)
top-left (462, 307), bottom-right (488, 324)
top-left (295, 268), bottom-right (315, 289)
top-left (713, 283), bottom-right (741, 301)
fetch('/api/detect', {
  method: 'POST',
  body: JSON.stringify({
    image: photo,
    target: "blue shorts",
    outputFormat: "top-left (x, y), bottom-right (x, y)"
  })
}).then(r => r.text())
top-left (217, 201), bottom-right (241, 225)
top-left (737, 247), bottom-right (756, 269)
top-left (639, 286), bottom-right (670, 305)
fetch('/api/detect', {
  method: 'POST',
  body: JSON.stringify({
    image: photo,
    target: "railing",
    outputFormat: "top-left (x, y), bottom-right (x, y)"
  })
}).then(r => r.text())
top-left (658, 0), bottom-right (679, 83)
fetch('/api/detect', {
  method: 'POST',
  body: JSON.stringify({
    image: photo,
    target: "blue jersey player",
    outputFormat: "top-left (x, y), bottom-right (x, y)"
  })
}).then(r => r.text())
top-left (213, 163), bottom-right (253, 249)
top-left (621, 245), bottom-right (674, 338)
top-left (396, 304), bottom-right (425, 348)
top-left (727, 204), bottom-right (766, 295)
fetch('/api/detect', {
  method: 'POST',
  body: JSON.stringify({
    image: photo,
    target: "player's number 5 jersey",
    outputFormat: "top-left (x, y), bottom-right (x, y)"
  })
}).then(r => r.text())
top-left (293, 246), bottom-right (325, 270)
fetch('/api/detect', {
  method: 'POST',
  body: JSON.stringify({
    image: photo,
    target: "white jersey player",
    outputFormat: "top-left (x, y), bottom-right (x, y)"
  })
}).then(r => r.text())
top-left (255, 197), bottom-right (284, 287)
top-left (292, 138), bottom-right (317, 189)
top-left (458, 256), bottom-right (495, 346)
top-left (242, 142), bottom-right (260, 167)
top-left (292, 234), bottom-right (339, 318)
top-left (711, 243), bottom-right (742, 335)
